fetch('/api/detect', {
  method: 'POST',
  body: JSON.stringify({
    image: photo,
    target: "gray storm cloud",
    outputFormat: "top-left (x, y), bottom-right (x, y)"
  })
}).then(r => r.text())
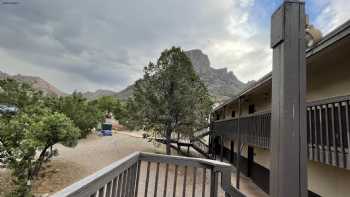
top-left (0, 0), bottom-right (347, 92)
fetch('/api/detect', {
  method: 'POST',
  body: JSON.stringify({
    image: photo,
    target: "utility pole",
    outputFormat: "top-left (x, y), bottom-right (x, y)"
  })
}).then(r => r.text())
top-left (270, 1), bottom-right (307, 197)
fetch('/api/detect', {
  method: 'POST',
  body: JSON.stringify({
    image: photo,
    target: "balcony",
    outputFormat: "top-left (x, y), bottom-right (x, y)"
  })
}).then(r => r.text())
top-left (51, 152), bottom-right (244, 197)
top-left (211, 111), bottom-right (271, 149)
top-left (307, 95), bottom-right (350, 169)
top-left (211, 95), bottom-right (350, 169)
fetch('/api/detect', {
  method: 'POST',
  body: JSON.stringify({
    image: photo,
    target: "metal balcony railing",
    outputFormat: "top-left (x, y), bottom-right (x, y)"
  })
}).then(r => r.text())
top-left (307, 95), bottom-right (350, 169)
top-left (51, 152), bottom-right (245, 197)
top-left (211, 111), bottom-right (271, 149)
top-left (210, 95), bottom-right (350, 169)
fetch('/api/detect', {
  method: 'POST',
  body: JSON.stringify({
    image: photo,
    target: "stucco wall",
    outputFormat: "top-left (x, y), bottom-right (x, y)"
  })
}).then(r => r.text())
top-left (224, 102), bottom-right (239, 119)
top-left (254, 147), bottom-right (271, 169)
top-left (308, 161), bottom-right (350, 197)
top-left (221, 92), bottom-right (271, 118)
top-left (307, 57), bottom-right (350, 101)
top-left (248, 147), bottom-right (350, 197)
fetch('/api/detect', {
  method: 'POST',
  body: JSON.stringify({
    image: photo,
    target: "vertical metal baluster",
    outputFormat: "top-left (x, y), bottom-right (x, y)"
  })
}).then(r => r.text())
top-left (256, 115), bottom-right (259, 146)
top-left (122, 169), bottom-right (128, 197)
top-left (129, 164), bottom-right (137, 197)
top-left (117, 173), bottom-right (123, 197)
top-left (258, 114), bottom-right (262, 147)
top-left (125, 168), bottom-right (131, 197)
top-left (192, 167), bottom-right (197, 197)
top-left (318, 106), bottom-right (325, 163)
top-left (325, 105), bottom-right (331, 165)
top-left (307, 109), bottom-right (313, 160)
top-left (313, 107), bottom-right (319, 161)
top-left (258, 115), bottom-right (261, 147)
top-left (98, 186), bottom-right (105, 197)
top-left (173, 165), bottom-right (178, 197)
top-left (265, 114), bottom-right (269, 148)
top-left (209, 169), bottom-right (218, 197)
top-left (202, 168), bottom-right (206, 197)
top-left (345, 102), bottom-right (350, 169)
top-left (135, 161), bottom-right (142, 197)
top-left (91, 192), bottom-right (97, 197)
top-left (263, 114), bottom-right (267, 148)
top-left (252, 116), bottom-right (255, 146)
top-left (230, 140), bottom-right (234, 164)
top-left (182, 166), bottom-right (188, 197)
top-left (154, 162), bottom-right (160, 197)
top-left (262, 114), bottom-right (265, 147)
top-left (144, 162), bottom-right (151, 197)
top-left (220, 136), bottom-right (224, 162)
top-left (111, 177), bottom-right (118, 197)
top-left (268, 113), bottom-right (271, 148)
top-left (262, 114), bottom-right (265, 148)
top-left (163, 164), bottom-right (169, 197)
top-left (106, 181), bottom-right (112, 197)
top-left (337, 102), bottom-right (346, 168)
top-left (331, 104), bottom-right (339, 166)
top-left (268, 114), bottom-right (270, 148)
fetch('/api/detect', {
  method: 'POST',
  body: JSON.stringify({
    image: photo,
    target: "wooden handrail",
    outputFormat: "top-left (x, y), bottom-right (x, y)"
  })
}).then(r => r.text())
top-left (51, 152), bottom-right (245, 197)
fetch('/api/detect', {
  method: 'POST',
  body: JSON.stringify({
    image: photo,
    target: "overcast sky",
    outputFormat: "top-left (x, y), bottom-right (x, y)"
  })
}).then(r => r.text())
top-left (0, 0), bottom-right (349, 93)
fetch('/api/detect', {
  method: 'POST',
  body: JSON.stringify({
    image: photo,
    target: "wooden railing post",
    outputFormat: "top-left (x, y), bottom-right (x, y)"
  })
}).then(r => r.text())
top-left (270, 1), bottom-right (307, 197)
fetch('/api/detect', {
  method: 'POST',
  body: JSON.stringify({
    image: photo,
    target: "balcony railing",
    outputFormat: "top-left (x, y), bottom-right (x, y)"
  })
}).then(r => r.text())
top-left (211, 111), bottom-right (271, 149)
top-left (51, 152), bottom-right (245, 197)
top-left (210, 95), bottom-right (350, 169)
top-left (307, 95), bottom-right (350, 169)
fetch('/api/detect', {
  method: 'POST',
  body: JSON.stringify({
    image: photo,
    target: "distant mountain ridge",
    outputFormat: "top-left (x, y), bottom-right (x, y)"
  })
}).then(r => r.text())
top-left (0, 71), bottom-right (66, 97)
top-left (1, 49), bottom-right (246, 102)
top-left (82, 49), bottom-right (246, 102)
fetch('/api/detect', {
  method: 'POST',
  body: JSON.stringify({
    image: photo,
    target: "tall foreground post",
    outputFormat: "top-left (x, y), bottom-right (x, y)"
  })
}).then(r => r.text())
top-left (270, 1), bottom-right (307, 197)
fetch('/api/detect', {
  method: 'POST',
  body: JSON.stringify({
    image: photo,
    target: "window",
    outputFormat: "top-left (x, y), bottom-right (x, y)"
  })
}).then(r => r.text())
top-left (231, 111), bottom-right (236, 118)
top-left (248, 104), bottom-right (255, 114)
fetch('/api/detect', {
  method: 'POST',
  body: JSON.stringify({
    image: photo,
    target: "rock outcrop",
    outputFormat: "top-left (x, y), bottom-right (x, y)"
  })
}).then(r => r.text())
top-left (184, 49), bottom-right (245, 101)
top-left (0, 71), bottom-right (66, 96)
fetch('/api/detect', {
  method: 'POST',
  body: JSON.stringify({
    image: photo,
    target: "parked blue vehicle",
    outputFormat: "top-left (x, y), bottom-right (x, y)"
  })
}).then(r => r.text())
top-left (98, 123), bottom-right (113, 136)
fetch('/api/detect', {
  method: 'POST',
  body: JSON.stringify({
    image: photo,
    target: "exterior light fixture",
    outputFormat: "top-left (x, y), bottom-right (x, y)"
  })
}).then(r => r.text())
top-left (305, 15), bottom-right (322, 48)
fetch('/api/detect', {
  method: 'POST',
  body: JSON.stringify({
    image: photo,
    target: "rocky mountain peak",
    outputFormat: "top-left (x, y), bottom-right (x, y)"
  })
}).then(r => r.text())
top-left (184, 49), bottom-right (246, 101)
top-left (0, 71), bottom-right (66, 97)
top-left (185, 49), bottom-right (210, 72)
top-left (85, 49), bottom-right (247, 102)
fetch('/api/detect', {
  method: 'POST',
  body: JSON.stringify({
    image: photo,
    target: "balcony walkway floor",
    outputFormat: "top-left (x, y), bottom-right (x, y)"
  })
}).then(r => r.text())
top-left (230, 168), bottom-right (269, 197)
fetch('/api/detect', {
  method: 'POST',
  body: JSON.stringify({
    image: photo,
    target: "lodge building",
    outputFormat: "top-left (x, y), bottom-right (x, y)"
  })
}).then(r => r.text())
top-left (209, 19), bottom-right (350, 197)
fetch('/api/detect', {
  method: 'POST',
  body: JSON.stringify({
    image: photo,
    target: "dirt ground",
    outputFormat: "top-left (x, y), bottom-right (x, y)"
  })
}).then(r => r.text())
top-left (0, 132), bottom-right (163, 196)
top-left (0, 131), bottom-right (267, 197)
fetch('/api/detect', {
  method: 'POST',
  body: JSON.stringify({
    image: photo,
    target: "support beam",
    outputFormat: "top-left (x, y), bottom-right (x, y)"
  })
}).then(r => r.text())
top-left (230, 140), bottom-right (234, 164)
top-left (270, 1), bottom-right (307, 197)
top-left (220, 136), bottom-right (224, 162)
top-left (236, 97), bottom-right (242, 189)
